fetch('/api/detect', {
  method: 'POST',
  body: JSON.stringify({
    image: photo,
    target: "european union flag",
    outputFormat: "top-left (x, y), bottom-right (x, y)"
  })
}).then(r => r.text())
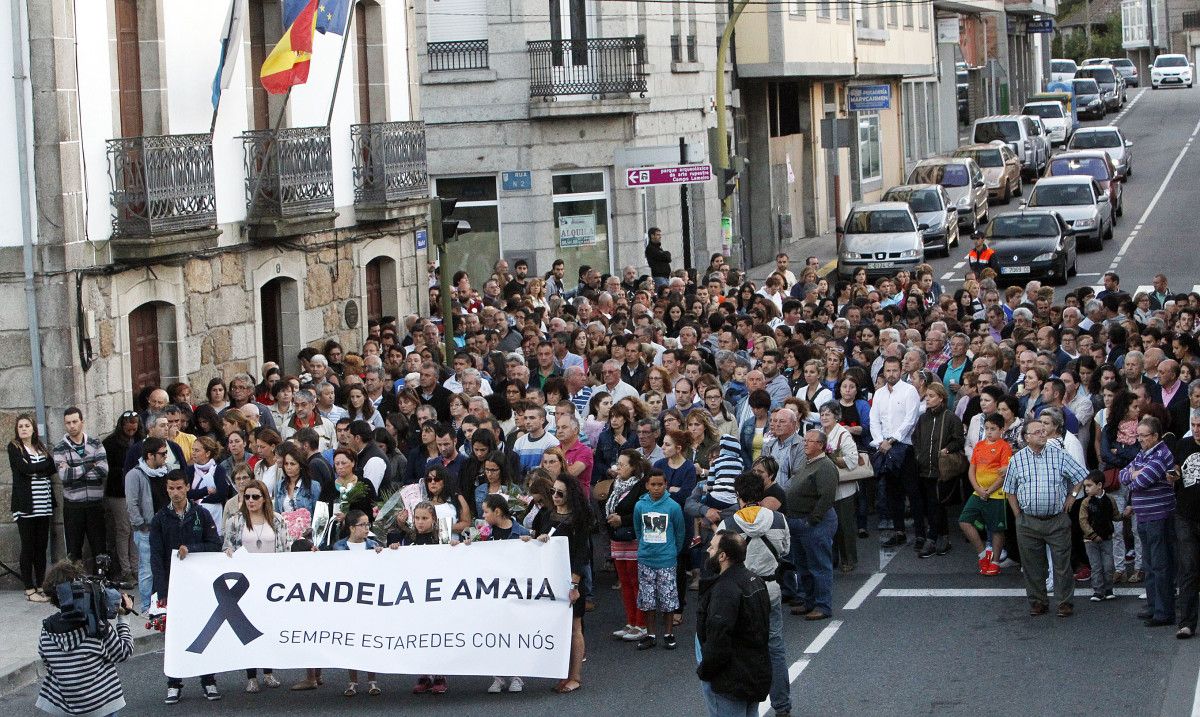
top-left (315, 0), bottom-right (351, 35)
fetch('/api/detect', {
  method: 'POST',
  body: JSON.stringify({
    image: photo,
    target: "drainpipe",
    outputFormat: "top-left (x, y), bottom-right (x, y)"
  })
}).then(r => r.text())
top-left (10, 0), bottom-right (46, 432)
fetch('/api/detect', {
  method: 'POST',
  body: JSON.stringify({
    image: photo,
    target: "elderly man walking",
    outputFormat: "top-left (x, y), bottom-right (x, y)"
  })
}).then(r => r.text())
top-left (784, 429), bottom-right (839, 621)
top-left (1005, 420), bottom-right (1088, 617)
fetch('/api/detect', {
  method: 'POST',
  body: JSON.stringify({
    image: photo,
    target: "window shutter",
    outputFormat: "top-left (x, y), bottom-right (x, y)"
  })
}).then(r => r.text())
top-left (427, 0), bottom-right (487, 42)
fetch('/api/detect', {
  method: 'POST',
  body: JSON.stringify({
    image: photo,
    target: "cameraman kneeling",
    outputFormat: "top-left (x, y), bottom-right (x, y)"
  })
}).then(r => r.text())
top-left (36, 560), bottom-right (134, 716)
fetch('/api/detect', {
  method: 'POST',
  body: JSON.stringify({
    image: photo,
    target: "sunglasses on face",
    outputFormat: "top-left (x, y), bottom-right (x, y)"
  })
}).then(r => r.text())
top-left (427, 477), bottom-right (443, 483)
top-left (552, 489), bottom-right (566, 498)
top-left (244, 493), bottom-right (264, 500)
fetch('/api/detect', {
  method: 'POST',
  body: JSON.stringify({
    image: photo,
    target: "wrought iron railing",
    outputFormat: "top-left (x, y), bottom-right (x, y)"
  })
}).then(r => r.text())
top-left (242, 126), bottom-right (334, 219)
top-left (107, 134), bottom-right (216, 236)
top-left (527, 36), bottom-right (648, 98)
top-left (351, 121), bottom-right (429, 206)
top-left (1185, 10), bottom-right (1200, 29)
top-left (428, 40), bottom-right (489, 71)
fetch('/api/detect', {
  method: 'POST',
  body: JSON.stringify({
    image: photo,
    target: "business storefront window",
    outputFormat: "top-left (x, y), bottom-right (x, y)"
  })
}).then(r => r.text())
top-left (858, 112), bottom-right (881, 183)
top-left (552, 171), bottom-right (611, 284)
top-left (434, 175), bottom-right (501, 290)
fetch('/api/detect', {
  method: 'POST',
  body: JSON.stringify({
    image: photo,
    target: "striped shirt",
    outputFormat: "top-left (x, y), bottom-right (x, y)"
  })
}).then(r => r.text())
top-left (512, 431), bottom-right (560, 475)
top-left (1119, 440), bottom-right (1177, 522)
top-left (1003, 442), bottom-right (1088, 517)
top-left (36, 616), bottom-right (131, 716)
top-left (14, 452), bottom-right (53, 520)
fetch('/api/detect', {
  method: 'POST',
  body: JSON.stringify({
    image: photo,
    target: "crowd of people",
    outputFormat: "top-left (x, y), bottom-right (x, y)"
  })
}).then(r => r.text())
top-left (12, 230), bottom-right (1200, 714)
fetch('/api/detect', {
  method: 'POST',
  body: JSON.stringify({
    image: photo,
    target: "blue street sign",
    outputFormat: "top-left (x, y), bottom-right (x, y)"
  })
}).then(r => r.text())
top-left (1026, 19), bottom-right (1055, 33)
top-left (502, 171), bottom-right (532, 191)
top-left (416, 229), bottom-right (427, 250)
top-left (848, 84), bottom-right (891, 112)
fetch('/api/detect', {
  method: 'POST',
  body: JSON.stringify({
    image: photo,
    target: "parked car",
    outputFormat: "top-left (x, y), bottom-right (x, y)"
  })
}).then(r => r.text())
top-left (1043, 150), bottom-right (1123, 222)
top-left (984, 210), bottom-right (1077, 285)
top-left (1067, 126), bottom-right (1133, 179)
top-left (1151, 54), bottom-right (1194, 88)
top-left (1110, 58), bottom-right (1139, 87)
top-left (1021, 100), bottom-right (1071, 145)
top-left (836, 203), bottom-right (926, 281)
top-left (1075, 65), bottom-right (1124, 110)
top-left (1050, 58), bottom-right (1078, 84)
top-left (905, 157), bottom-right (989, 231)
top-left (951, 143), bottom-right (1022, 203)
top-left (1072, 78), bottom-right (1105, 119)
top-left (881, 184), bottom-right (960, 257)
top-left (1081, 57), bottom-right (1111, 67)
top-left (971, 115), bottom-right (1048, 179)
top-left (1020, 175), bottom-right (1112, 251)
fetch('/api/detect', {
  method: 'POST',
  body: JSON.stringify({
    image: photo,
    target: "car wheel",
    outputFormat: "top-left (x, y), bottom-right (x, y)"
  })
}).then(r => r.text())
top-left (1000, 182), bottom-right (1010, 204)
top-left (1069, 254), bottom-right (1078, 277)
top-left (1104, 222), bottom-right (1113, 241)
top-left (1013, 180), bottom-right (1022, 197)
top-left (1126, 164), bottom-right (1132, 179)
top-left (981, 208), bottom-right (989, 224)
top-left (1116, 199), bottom-right (1123, 218)
top-left (1052, 257), bottom-right (1068, 286)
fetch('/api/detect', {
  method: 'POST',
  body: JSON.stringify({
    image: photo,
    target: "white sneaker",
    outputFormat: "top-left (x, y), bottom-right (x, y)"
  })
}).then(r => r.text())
top-left (508, 677), bottom-right (524, 693)
top-left (245, 678), bottom-right (259, 693)
top-left (622, 626), bottom-right (647, 641)
top-left (487, 677), bottom-right (507, 693)
top-left (164, 687), bottom-right (181, 705)
top-left (202, 684), bottom-right (222, 701)
top-left (612, 625), bottom-right (632, 639)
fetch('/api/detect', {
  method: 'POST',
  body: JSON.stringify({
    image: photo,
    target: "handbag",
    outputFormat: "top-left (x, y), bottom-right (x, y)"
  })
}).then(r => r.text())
top-left (593, 478), bottom-right (615, 504)
top-left (1102, 467), bottom-right (1121, 492)
top-left (838, 445), bottom-right (874, 482)
top-left (936, 414), bottom-right (969, 482)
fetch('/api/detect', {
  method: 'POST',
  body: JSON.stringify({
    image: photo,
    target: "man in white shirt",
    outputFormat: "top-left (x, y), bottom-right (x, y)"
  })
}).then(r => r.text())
top-left (869, 356), bottom-right (923, 549)
top-left (600, 360), bottom-right (638, 403)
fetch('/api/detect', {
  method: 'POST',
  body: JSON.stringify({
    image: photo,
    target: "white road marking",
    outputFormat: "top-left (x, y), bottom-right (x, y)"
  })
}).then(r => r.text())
top-left (1108, 114), bottom-right (1200, 273)
top-left (1075, 272), bottom-right (1104, 276)
top-left (1193, 285), bottom-right (1200, 294)
top-left (953, 261), bottom-right (966, 269)
top-left (1135, 285), bottom-right (1153, 295)
top-left (878, 587), bottom-right (1146, 598)
top-left (1109, 88), bottom-right (1146, 125)
top-left (756, 623), bottom-right (843, 715)
top-left (843, 572), bottom-right (887, 610)
top-left (803, 620), bottom-right (843, 654)
top-left (1191, 662), bottom-right (1200, 717)
top-left (941, 272), bottom-right (955, 281)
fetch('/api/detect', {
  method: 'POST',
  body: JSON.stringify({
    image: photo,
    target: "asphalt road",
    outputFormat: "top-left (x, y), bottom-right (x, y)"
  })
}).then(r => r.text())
top-left (923, 84), bottom-right (1200, 300)
top-left (7, 89), bottom-right (1200, 717)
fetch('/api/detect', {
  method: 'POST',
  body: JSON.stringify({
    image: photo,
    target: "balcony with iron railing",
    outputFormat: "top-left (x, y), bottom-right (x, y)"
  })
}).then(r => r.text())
top-left (428, 40), bottom-right (490, 71)
top-left (527, 36), bottom-right (650, 117)
top-left (351, 121), bottom-right (429, 221)
top-left (242, 126), bottom-right (336, 238)
top-left (106, 133), bottom-right (220, 260)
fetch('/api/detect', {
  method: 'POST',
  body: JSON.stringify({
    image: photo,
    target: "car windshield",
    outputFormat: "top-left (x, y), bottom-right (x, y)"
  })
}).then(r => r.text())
top-left (882, 189), bottom-right (941, 213)
top-left (845, 210), bottom-right (915, 234)
top-left (1022, 104), bottom-right (1064, 119)
top-left (988, 215), bottom-right (1059, 239)
top-left (1078, 68), bottom-right (1116, 83)
top-left (1029, 184), bottom-right (1094, 207)
top-left (908, 163), bottom-right (970, 188)
top-left (955, 149), bottom-right (1003, 168)
top-left (1049, 157), bottom-right (1109, 182)
top-left (1051, 61), bottom-right (1076, 74)
top-left (1070, 132), bottom-right (1122, 149)
top-left (1073, 79), bottom-right (1100, 94)
top-left (1111, 59), bottom-right (1134, 68)
top-left (975, 122), bottom-right (1021, 143)
top-left (1156, 56), bottom-right (1189, 68)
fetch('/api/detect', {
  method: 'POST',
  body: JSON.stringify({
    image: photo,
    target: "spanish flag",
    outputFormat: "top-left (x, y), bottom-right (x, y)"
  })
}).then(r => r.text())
top-left (260, 0), bottom-right (319, 94)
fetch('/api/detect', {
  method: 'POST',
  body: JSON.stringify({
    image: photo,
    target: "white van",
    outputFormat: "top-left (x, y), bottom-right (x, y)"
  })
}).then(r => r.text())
top-left (1050, 58), bottom-right (1078, 84)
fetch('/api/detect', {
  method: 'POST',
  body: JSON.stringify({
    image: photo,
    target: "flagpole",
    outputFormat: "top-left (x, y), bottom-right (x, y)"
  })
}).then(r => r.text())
top-left (210, 0), bottom-right (240, 134)
top-left (240, 86), bottom-right (294, 241)
top-left (325, 0), bottom-right (359, 128)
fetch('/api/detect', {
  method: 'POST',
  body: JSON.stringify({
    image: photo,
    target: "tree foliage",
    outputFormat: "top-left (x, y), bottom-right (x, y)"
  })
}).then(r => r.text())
top-left (1052, 12), bottom-right (1124, 61)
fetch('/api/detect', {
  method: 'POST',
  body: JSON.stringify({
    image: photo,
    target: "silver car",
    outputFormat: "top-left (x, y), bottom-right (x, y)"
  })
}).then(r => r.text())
top-left (1067, 127), bottom-right (1133, 179)
top-left (1020, 175), bottom-right (1112, 251)
top-left (906, 157), bottom-right (989, 231)
top-left (882, 184), bottom-right (960, 257)
top-left (836, 202), bottom-right (925, 281)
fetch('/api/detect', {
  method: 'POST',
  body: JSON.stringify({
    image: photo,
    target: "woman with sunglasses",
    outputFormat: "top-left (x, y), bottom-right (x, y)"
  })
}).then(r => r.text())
top-left (524, 476), bottom-right (591, 693)
top-left (222, 478), bottom-right (290, 694)
top-left (423, 466), bottom-right (471, 538)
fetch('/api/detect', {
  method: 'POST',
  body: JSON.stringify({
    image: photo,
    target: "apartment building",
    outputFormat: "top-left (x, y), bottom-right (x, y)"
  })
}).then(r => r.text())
top-left (734, 0), bottom-right (940, 266)
top-left (0, 0), bottom-right (429, 555)
top-left (415, 0), bottom-right (725, 284)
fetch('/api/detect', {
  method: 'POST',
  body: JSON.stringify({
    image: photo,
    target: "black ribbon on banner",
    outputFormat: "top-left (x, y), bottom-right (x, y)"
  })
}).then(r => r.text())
top-left (186, 572), bottom-right (263, 654)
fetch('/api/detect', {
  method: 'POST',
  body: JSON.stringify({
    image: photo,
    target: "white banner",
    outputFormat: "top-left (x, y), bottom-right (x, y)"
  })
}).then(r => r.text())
top-left (164, 539), bottom-right (572, 678)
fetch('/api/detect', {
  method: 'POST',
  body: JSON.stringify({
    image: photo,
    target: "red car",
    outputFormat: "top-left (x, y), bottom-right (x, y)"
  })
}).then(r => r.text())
top-left (1043, 150), bottom-right (1123, 224)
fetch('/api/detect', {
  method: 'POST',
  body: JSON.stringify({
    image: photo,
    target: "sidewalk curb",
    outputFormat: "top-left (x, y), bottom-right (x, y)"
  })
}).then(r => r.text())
top-left (0, 629), bottom-right (164, 697)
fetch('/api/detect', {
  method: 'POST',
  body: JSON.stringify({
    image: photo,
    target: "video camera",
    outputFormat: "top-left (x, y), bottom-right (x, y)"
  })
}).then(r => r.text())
top-left (53, 555), bottom-right (133, 639)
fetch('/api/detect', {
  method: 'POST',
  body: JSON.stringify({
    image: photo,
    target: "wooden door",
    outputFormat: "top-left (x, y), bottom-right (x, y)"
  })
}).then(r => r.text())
top-left (115, 0), bottom-right (143, 137)
top-left (366, 259), bottom-right (383, 321)
top-left (354, 2), bottom-right (371, 123)
top-left (129, 304), bottom-right (160, 396)
top-left (261, 280), bottom-right (282, 366)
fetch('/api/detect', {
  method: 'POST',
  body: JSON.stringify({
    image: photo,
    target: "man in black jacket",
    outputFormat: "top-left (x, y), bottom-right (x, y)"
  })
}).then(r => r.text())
top-left (150, 471), bottom-right (221, 704)
top-left (644, 227), bottom-right (672, 289)
top-left (696, 530), bottom-right (772, 716)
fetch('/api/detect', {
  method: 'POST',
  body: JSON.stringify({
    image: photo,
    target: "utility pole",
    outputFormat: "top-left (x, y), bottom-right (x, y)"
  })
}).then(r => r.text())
top-left (714, 0), bottom-right (749, 262)
top-left (1085, 0), bottom-right (1092, 56)
top-left (429, 198), bottom-right (471, 362)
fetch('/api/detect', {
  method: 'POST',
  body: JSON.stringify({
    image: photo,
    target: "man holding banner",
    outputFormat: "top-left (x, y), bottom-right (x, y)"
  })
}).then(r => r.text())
top-left (151, 471), bottom-right (222, 704)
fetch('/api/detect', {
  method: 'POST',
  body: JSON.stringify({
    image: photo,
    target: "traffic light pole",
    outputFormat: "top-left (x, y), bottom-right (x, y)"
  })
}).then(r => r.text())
top-left (714, 0), bottom-right (749, 259)
top-left (438, 243), bottom-right (456, 362)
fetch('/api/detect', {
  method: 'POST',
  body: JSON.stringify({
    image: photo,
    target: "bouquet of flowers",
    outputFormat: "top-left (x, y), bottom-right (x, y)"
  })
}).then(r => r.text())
top-left (369, 487), bottom-right (407, 544)
top-left (281, 508), bottom-right (311, 541)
